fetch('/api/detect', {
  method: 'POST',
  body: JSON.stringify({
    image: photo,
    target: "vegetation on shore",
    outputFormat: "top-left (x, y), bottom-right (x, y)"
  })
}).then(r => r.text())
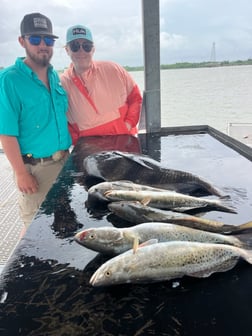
top-left (1, 58), bottom-right (252, 72)
top-left (124, 58), bottom-right (252, 72)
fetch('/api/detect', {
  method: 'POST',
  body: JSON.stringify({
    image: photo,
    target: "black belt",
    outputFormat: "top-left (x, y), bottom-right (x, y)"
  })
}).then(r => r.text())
top-left (22, 150), bottom-right (68, 165)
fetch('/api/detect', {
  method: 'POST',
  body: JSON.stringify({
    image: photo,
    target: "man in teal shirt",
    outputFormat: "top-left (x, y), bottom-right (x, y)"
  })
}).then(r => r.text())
top-left (0, 13), bottom-right (72, 229)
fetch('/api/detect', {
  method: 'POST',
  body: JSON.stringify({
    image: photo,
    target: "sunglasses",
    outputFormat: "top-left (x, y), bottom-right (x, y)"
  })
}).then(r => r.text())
top-left (69, 41), bottom-right (93, 53)
top-left (26, 35), bottom-right (55, 47)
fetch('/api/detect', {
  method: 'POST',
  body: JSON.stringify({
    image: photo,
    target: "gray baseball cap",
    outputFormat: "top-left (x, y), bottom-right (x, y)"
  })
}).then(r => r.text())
top-left (20, 13), bottom-right (58, 38)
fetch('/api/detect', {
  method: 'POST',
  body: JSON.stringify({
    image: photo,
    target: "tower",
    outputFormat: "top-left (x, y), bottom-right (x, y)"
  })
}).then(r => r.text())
top-left (210, 42), bottom-right (216, 62)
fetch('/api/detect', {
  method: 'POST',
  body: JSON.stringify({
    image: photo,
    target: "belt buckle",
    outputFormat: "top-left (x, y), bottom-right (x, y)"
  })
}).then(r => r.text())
top-left (52, 150), bottom-right (64, 162)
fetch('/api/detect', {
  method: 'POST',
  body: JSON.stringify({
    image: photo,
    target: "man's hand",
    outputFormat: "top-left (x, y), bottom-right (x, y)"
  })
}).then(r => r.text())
top-left (16, 171), bottom-right (39, 194)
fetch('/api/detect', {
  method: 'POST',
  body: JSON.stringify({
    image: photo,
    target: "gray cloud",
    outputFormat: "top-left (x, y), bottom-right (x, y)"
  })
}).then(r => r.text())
top-left (1, 0), bottom-right (252, 69)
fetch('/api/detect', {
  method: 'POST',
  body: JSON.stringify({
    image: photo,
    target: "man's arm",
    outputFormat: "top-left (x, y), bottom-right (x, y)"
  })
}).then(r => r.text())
top-left (125, 85), bottom-right (143, 129)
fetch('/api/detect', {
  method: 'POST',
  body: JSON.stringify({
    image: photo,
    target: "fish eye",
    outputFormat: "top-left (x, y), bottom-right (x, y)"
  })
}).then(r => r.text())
top-left (105, 270), bottom-right (111, 277)
top-left (89, 233), bottom-right (96, 240)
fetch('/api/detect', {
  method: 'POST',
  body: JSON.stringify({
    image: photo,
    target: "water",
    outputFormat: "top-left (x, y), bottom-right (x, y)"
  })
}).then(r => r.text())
top-left (131, 64), bottom-right (252, 134)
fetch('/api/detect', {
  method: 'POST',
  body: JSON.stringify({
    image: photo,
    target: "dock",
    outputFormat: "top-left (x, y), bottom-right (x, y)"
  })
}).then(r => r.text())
top-left (0, 149), bottom-right (24, 274)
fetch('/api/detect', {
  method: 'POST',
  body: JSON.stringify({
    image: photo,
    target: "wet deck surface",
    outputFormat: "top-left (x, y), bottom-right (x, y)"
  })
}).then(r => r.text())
top-left (1, 133), bottom-right (252, 335)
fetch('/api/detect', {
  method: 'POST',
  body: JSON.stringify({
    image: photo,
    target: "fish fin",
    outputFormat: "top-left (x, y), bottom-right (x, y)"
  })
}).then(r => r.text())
top-left (132, 237), bottom-right (139, 254)
top-left (123, 231), bottom-right (138, 242)
top-left (188, 259), bottom-right (238, 278)
top-left (138, 239), bottom-right (159, 248)
top-left (132, 238), bottom-right (159, 253)
top-left (141, 197), bottom-right (151, 206)
top-left (104, 190), bottom-right (112, 198)
top-left (122, 232), bottom-right (140, 253)
top-left (125, 234), bottom-right (158, 254)
top-left (114, 151), bottom-right (154, 170)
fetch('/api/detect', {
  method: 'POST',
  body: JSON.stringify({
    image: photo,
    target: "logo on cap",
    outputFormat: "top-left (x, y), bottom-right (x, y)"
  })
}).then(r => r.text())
top-left (33, 17), bottom-right (48, 29)
top-left (72, 28), bottom-right (87, 36)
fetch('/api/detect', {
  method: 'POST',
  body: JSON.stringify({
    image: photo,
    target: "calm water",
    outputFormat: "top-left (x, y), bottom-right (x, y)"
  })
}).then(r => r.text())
top-left (131, 65), bottom-right (252, 134)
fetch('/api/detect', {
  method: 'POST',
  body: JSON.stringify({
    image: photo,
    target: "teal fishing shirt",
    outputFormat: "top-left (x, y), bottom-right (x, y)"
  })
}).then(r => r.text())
top-left (0, 57), bottom-right (72, 158)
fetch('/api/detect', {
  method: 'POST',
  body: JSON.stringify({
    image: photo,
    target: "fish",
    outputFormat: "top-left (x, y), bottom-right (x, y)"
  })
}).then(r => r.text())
top-left (83, 151), bottom-right (224, 197)
top-left (89, 241), bottom-right (252, 286)
top-left (104, 189), bottom-right (236, 213)
top-left (108, 200), bottom-right (252, 233)
top-left (74, 222), bottom-right (252, 256)
top-left (87, 180), bottom-right (180, 203)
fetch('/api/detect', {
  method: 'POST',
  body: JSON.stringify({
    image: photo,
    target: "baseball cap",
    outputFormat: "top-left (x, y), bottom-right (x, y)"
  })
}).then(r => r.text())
top-left (66, 25), bottom-right (93, 44)
top-left (20, 13), bottom-right (58, 38)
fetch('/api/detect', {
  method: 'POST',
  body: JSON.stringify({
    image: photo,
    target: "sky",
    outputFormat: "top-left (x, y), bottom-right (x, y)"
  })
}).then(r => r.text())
top-left (1, 0), bottom-right (252, 70)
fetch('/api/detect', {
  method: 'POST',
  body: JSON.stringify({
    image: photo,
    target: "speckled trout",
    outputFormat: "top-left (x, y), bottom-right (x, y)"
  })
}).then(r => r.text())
top-left (87, 180), bottom-right (170, 203)
top-left (108, 201), bottom-right (252, 233)
top-left (89, 241), bottom-right (252, 286)
top-left (104, 189), bottom-right (236, 213)
top-left (74, 222), bottom-right (252, 255)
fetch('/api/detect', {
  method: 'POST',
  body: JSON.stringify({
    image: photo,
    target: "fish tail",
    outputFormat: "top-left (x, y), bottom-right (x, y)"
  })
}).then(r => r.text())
top-left (242, 248), bottom-right (252, 264)
top-left (195, 178), bottom-right (226, 197)
top-left (217, 197), bottom-right (237, 214)
top-left (206, 185), bottom-right (225, 197)
top-left (219, 195), bottom-right (232, 201)
top-left (234, 232), bottom-right (252, 249)
top-left (235, 221), bottom-right (252, 232)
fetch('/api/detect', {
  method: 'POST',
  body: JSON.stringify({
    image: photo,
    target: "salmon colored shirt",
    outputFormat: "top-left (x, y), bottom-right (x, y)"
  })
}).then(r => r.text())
top-left (60, 61), bottom-right (142, 144)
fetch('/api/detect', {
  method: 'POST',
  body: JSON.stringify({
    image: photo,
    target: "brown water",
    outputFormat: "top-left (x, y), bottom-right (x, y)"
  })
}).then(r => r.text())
top-left (131, 64), bottom-right (252, 133)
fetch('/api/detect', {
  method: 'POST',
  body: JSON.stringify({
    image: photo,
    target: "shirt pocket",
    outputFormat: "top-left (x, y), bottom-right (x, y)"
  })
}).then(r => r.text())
top-left (20, 91), bottom-right (51, 130)
top-left (55, 86), bottom-right (68, 114)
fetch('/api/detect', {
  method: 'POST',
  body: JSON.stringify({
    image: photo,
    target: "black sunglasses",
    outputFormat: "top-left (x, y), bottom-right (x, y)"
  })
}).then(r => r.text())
top-left (26, 35), bottom-right (55, 47)
top-left (69, 41), bottom-right (93, 53)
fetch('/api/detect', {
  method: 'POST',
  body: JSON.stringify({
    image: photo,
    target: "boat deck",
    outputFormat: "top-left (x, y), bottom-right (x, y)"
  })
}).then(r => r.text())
top-left (0, 125), bottom-right (252, 274)
top-left (1, 131), bottom-right (252, 335)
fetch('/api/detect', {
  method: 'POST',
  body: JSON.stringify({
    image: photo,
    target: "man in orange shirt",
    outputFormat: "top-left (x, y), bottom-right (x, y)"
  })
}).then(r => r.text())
top-left (61, 25), bottom-right (143, 145)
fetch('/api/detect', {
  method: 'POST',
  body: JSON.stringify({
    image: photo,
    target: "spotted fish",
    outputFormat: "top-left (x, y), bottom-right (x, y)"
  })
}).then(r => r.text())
top-left (104, 189), bottom-right (236, 213)
top-left (74, 222), bottom-right (252, 255)
top-left (90, 241), bottom-right (252, 286)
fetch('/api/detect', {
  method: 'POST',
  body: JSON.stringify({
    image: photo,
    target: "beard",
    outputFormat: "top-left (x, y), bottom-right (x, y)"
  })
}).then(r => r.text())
top-left (26, 48), bottom-right (53, 67)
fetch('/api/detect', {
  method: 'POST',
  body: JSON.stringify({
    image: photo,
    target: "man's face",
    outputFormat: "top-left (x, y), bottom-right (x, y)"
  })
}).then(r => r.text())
top-left (20, 35), bottom-right (54, 67)
top-left (66, 38), bottom-right (95, 71)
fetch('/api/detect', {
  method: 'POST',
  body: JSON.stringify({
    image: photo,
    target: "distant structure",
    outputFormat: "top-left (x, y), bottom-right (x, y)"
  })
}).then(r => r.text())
top-left (210, 42), bottom-right (216, 62)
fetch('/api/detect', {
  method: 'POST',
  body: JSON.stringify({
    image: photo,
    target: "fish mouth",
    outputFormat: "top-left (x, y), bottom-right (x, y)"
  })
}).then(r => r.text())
top-left (74, 231), bottom-right (83, 242)
top-left (74, 230), bottom-right (89, 244)
top-left (89, 270), bottom-right (99, 286)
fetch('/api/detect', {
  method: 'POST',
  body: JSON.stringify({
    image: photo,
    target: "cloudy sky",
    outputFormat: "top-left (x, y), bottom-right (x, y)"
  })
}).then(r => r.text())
top-left (1, 0), bottom-right (252, 70)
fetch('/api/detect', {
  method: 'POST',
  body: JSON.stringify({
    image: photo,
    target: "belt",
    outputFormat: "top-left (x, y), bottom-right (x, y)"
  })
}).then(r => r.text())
top-left (22, 150), bottom-right (69, 165)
